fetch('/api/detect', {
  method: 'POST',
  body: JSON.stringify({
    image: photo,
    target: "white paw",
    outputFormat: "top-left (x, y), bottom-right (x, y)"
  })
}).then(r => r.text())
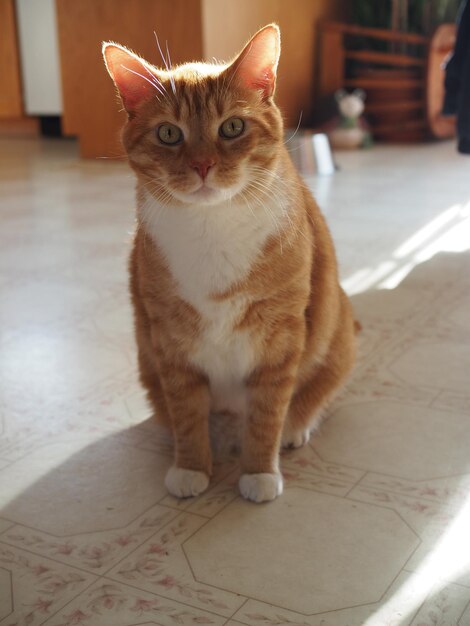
top-left (281, 424), bottom-right (311, 449)
top-left (165, 466), bottom-right (209, 498)
top-left (239, 473), bottom-right (283, 503)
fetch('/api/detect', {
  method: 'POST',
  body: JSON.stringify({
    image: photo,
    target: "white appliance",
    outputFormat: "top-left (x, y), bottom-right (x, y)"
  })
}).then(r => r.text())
top-left (15, 0), bottom-right (63, 115)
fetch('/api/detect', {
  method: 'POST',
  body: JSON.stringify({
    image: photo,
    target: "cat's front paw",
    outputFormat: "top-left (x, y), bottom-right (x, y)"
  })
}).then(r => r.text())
top-left (165, 466), bottom-right (210, 498)
top-left (239, 472), bottom-right (283, 503)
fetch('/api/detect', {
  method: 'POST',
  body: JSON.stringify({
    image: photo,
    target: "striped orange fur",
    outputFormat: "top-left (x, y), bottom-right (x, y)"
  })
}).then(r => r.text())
top-left (103, 24), bottom-right (356, 503)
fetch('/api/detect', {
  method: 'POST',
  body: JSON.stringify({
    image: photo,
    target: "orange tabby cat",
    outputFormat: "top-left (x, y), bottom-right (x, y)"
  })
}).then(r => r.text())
top-left (103, 24), bottom-right (356, 503)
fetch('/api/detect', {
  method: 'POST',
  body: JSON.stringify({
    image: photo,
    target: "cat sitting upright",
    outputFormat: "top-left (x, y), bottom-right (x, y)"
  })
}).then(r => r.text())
top-left (102, 24), bottom-right (356, 503)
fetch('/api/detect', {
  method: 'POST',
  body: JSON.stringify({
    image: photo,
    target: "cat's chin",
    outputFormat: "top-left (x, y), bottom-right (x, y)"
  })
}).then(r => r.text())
top-left (172, 186), bottom-right (230, 206)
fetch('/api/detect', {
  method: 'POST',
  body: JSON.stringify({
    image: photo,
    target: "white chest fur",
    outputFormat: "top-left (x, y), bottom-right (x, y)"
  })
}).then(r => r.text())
top-left (140, 189), bottom-right (283, 415)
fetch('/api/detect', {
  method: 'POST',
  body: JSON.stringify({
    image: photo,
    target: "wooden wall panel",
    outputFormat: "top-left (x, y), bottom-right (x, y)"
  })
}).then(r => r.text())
top-left (202, 0), bottom-right (348, 127)
top-left (56, 0), bottom-right (203, 157)
top-left (0, 0), bottom-right (23, 118)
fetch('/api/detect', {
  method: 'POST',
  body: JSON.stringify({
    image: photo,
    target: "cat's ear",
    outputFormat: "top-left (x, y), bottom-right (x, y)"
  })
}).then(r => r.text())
top-left (102, 42), bottom-right (158, 114)
top-left (228, 24), bottom-right (280, 99)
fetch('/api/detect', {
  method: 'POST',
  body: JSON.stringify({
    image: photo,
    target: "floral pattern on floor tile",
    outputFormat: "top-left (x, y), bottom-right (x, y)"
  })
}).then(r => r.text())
top-left (281, 445), bottom-right (364, 484)
top-left (107, 514), bottom-right (244, 617)
top-left (349, 484), bottom-right (470, 590)
top-left (358, 472), bottom-right (470, 505)
top-left (409, 582), bottom-right (470, 626)
top-left (348, 486), bottom-right (462, 539)
top-left (42, 580), bottom-right (226, 626)
top-left (0, 543), bottom-right (96, 626)
top-left (1, 505), bottom-right (178, 575)
top-left (281, 469), bottom-right (354, 497)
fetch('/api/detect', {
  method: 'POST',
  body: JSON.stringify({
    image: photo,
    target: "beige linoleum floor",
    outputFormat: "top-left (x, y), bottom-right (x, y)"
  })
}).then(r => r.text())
top-left (1, 137), bottom-right (470, 626)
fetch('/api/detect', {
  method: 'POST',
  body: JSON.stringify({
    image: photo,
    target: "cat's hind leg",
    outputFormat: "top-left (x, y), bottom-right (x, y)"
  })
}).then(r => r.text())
top-left (282, 314), bottom-right (356, 449)
top-left (138, 351), bottom-right (172, 429)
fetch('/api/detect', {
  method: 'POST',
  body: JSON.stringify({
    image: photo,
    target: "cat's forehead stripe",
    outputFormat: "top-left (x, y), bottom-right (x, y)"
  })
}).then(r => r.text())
top-left (172, 79), bottom-right (224, 122)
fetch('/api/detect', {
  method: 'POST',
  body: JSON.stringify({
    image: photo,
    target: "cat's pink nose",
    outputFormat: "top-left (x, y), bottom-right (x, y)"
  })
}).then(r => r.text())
top-left (190, 158), bottom-right (216, 180)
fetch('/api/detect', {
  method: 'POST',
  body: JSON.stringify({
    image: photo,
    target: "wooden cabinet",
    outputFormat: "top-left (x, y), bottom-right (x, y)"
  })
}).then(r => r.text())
top-left (0, 0), bottom-right (23, 118)
top-left (56, 0), bottom-right (204, 158)
top-left (56, 0), bottom-right (346, 158)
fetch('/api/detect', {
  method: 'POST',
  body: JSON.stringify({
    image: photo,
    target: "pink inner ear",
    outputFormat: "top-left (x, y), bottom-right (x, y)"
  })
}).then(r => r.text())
top-left (246, 67), bottom-right (276, 94)
top-left (233, 25), bottom-right (280, 98)
top-left (103, 44), bottom-right (156, 112)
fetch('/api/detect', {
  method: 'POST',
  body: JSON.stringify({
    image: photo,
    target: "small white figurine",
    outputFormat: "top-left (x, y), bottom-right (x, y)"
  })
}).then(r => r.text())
top-left (327, 89), bottom-right (372, 149)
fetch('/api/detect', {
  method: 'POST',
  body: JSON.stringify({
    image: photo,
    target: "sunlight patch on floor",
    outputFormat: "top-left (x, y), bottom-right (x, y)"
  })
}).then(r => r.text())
top-left (342, 200), bottom-right (470, 294)
top-left (363, 490), bottom-right (470, 626)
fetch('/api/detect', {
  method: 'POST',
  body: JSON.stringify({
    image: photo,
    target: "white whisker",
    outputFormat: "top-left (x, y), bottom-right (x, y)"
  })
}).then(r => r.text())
top-left (283, 111), bottom-right (303, 145)
top-left (153, 31), bottom-right (176, 97)
top-left (243, 185), bottom-right (284, 254)
top-left (239, 190), bottom-right (257, 221)
top-left (141, 63), bottom-right (171, 103)
top-left (154, 31), bottom-right (170, 72)
top-left (247, 176), bottom-right (310, 247)
top-left (165, 40), bottom-right (177, 95)
top-left (121, 65), bottom-right (163, 101)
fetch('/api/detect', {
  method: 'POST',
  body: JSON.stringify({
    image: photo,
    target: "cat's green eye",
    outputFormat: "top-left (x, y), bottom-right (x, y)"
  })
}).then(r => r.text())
top-left (219, 117), bottom-right (244, 139)
top-left (157, 123), bottom-right (183, 145)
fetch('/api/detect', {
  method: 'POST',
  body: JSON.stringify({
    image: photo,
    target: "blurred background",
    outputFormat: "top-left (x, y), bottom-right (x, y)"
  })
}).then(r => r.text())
top-left (0, 0), bottom-right (461, 158)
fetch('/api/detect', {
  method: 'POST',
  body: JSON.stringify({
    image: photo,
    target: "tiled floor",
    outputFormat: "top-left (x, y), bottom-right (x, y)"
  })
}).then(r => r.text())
top-left (1, 136), bottom-right (470, 625)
